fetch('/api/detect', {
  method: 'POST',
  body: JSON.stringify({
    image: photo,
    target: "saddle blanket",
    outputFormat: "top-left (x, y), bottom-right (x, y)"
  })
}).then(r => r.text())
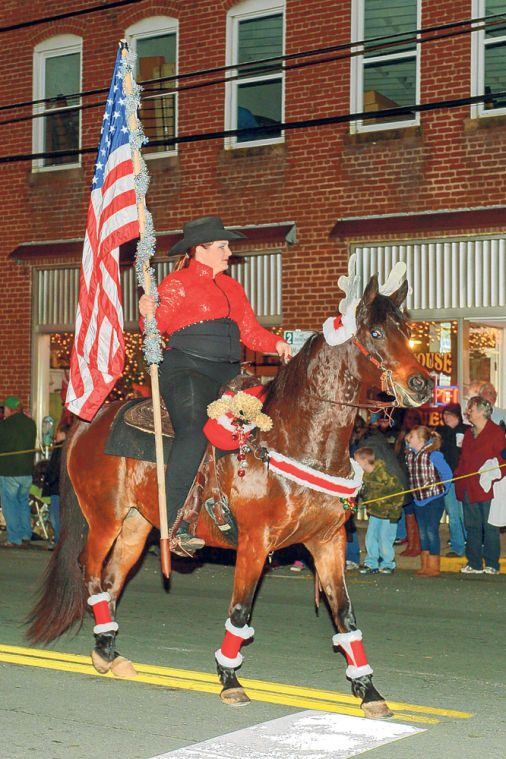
top-left (104, 399), bottom-right (173, 463)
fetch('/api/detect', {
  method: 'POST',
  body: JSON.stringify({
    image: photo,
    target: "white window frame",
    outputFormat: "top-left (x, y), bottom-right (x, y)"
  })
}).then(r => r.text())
top-left (471, 0), bottom-right (506, 118)
top-left (32, 35), bottom-right (82, 172)
top-left (126, 16), bottom-right (179, 158)
top-left (350, 0), bottom-right (421, 134)
top-left (225, 0), bottom-right (285, 149)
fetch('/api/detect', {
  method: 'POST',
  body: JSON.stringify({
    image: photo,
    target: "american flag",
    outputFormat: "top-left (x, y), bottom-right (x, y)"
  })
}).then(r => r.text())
top-left (66, 46), bottom-right (139, 421)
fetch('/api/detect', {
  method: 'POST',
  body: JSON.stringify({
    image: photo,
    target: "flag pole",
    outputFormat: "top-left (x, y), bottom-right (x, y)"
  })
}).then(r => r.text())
top-left (120, 41), bottom-right (171, 578)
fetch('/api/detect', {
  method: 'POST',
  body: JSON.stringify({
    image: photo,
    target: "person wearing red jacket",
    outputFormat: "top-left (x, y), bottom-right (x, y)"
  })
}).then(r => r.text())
top-left (455, 396), bottom-right (506, 575)
top-left (139, 216), bottom-right (291, 554)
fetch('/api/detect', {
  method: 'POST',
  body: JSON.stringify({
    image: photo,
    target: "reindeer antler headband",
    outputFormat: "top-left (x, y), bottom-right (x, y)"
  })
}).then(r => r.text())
top-left (322, 255), bottom-right (408, 346)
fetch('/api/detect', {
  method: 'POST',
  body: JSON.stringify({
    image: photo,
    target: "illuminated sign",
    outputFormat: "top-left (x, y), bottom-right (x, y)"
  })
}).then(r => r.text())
top-left (415, 352), bottom-right (452, 374)
top-left (434, 386), bottom-right (459, 406)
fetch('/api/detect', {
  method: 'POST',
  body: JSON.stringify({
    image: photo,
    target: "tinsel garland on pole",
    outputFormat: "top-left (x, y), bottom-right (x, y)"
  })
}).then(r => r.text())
top-left (120, 41), bottom-right (170, 578)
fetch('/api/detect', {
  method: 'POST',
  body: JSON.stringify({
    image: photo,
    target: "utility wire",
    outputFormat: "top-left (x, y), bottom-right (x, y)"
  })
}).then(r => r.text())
top-left (0, 11), bottom-right (505, 118)
top-left (1, 89), bottom-right (503, 165)
top-left (0, 0), bottom-right (144, 34)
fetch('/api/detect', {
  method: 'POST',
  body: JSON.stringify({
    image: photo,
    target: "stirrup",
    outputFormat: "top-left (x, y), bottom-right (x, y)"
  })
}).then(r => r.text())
top-left (170, 534), bottom-right (205, 558)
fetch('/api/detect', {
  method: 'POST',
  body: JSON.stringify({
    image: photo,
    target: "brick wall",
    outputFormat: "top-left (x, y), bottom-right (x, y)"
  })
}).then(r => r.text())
top-left (1, 0), bottom-right (505, 408)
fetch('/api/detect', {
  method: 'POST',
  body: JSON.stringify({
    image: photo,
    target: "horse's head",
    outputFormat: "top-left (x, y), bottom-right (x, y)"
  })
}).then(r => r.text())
top-left (352, 274), bottom-right (433, 407)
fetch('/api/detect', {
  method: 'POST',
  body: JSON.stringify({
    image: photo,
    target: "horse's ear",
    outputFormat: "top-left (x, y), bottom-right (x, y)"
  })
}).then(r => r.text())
top-left (389, 279), bottom-right (409, 308)
top-left (360, 274), bottom-right (379, 306)
top-left (355, 274), bottom-right (378, 324)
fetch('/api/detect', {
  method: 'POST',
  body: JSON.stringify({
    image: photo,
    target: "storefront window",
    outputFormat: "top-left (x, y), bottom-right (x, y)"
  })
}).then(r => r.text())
top-left (466, 323), bottom-right (502, 399)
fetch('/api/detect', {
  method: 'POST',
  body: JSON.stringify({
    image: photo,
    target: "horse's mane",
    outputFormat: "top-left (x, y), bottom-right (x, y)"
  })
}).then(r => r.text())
top-left (264, 332), bottom-right (321, 407)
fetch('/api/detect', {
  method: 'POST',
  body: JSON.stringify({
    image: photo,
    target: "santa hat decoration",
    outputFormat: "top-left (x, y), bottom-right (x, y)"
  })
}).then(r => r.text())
top-left (322, 255), bottom-right (408, 346)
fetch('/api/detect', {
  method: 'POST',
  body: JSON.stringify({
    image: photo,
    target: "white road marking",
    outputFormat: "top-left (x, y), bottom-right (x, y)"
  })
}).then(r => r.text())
top-left (152, 710), bottom-right (424, 758)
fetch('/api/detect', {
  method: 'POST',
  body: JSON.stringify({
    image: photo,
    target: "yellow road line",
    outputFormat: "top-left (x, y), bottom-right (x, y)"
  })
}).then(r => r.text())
top-left (0, 644), bottom-right (473, 724)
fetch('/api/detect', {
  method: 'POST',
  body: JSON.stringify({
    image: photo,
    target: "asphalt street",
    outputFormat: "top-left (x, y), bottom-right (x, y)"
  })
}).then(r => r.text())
top-left (0, 539), bottom-right (504, 759)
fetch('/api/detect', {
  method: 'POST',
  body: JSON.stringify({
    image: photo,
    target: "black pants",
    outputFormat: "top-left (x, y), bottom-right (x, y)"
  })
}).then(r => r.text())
top-left (158, 349), bottom-right (239, 526)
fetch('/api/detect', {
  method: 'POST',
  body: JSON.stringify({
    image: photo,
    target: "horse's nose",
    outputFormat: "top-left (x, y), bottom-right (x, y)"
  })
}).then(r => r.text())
top-left (407, 373), bottom-right (433, 397)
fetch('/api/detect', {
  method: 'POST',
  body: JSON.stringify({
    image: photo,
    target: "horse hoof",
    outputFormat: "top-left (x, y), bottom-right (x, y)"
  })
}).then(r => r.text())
top-left (220, 686), bottom-right (250, 707)
top-left (361, 700), bottom-right (393, 720)
top-left (110, 655), bottom-right (138, 678)
top-left (91, 649), bottom-right (113, 674)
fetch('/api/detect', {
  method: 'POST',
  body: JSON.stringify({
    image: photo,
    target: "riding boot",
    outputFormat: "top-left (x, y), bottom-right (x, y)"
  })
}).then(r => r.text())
top-left (414, 550), bottom-right (429, 576)
top-left (422, 554), bottom-right (441, 578)
top-left (400, 513), bottom-right (421, 557)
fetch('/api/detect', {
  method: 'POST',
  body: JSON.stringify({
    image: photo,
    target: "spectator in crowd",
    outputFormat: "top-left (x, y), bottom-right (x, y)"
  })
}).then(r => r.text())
top-left (354, 447), bottom-right (404, 575)
top-left (437, 403), bottom-right (469, 558)
top-left (394, 408), bottom-right (423, 557)
top-left (0, 396), bottom-right (37, 548)
top-left (404, 426), bottom-right (452, 577)
top-left (479, 383), bottom-right (506, 428)
top-left (455, 396), bottom-right (506, 575)
top-left (42, 422), bottom-right (71, 550)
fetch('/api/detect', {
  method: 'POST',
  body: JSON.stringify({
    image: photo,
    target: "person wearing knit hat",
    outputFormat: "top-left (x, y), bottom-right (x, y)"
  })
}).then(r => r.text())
top-left (437, 402), bottom-right (470, 558)
top-left (0, 395), bottom-right (37, 547)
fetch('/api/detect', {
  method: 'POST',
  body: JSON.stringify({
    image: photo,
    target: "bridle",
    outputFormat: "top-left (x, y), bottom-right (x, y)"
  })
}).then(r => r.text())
top-left (304, 334), bottom-right (401, 418)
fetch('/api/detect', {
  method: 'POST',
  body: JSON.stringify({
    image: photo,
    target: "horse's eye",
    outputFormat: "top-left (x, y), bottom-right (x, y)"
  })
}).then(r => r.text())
top-left (371, 329), bottom-right (384, 339)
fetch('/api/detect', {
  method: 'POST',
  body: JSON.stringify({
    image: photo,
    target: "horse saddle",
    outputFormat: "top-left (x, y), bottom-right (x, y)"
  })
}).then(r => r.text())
top-left (123, 398), bottom-right (174, 438)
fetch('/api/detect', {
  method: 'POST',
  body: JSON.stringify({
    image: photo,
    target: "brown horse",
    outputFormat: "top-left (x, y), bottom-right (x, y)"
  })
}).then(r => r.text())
top-left (27, 272), bottom-right (432, 718)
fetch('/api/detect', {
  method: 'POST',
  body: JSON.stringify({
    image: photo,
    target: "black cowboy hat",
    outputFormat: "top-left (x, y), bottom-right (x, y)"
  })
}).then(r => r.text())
top-left (169, 216), bottom-right (247, 256)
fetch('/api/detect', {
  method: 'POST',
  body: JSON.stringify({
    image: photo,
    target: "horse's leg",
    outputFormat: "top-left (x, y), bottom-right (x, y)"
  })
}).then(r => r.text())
top-left (305, 530), bottom-right (392, 719)
top-left (79, 515), bottom-right (126, 676)
top-left (215, 540), bottom-right (267, 707)
top-left (93, 508), bottom-right (153, 678)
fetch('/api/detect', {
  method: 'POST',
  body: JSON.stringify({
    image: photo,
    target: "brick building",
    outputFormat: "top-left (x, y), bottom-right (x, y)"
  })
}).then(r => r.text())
top-left (0, 0), bottom-right (505, 431)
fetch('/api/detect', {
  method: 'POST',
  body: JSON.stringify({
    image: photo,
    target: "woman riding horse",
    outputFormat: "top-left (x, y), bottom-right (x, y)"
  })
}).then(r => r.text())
top-left (28, 258), bottom-right (432, 717)
top-left (139, 216), bottom-right (291, 553)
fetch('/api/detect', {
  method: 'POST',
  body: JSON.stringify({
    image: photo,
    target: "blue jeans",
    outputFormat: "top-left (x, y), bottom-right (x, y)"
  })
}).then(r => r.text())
top-left (363, 516), bottom-right (397, 570)
top-left (462, 493), bottom-right (500, 571)
top-left (0, 475), bottom-right (32, 545)
top-left (346, 530), bottom-right (360, 564)
top-left (396, 508), bottom-right (406, 540)
top-left (444, 483), bottom-right (466, 556)
top-left (50, 494), bottom-right (60, 544)
top-left (414, 496), bottom-right (445, 555)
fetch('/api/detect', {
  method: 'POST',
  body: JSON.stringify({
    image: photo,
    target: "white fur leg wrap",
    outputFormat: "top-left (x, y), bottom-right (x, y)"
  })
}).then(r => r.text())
top-left (215, 619), bottom-right (255, 669)
top-left (88, 592), bottom-right (117, 635)
top-left (333, 629), bottom-right (373, 679)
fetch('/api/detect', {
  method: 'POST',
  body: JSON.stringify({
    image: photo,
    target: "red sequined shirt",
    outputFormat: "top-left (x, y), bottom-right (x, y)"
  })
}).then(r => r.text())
top-left (142, 258), bottom-right (280, 354)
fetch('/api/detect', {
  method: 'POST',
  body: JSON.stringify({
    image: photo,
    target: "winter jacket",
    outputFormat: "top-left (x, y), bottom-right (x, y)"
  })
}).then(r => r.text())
top-left (362, 458), bottom-right (404, 522)
top-left (405, 440), bottom-right (452, 506)
top-left (454, 420), bottom-right (506, 502)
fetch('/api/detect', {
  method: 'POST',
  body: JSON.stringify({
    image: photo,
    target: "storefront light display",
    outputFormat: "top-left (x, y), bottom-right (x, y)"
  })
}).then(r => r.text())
top-left (408, 320), bottom-right (458, 405)
top-left (50, 332), bottom-right (152, 401)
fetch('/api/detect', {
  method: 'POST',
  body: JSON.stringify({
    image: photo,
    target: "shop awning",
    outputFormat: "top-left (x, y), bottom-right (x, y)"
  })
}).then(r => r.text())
top-left (8, 222), bottom-right (296, 264)
top-left (331, 206), bottom-right (506, 238)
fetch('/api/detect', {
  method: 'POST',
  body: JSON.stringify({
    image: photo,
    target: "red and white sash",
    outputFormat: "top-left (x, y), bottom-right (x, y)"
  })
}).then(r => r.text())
top-left (269, 451), bottom-right (363, 497)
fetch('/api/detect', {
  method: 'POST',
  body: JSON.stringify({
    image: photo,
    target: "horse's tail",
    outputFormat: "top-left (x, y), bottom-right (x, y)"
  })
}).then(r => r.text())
top-left (26, 437), bottom-right (89, 644)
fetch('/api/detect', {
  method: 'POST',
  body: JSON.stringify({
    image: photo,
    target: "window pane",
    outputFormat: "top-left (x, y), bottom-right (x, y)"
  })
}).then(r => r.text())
top-left (43, 52), bottom-right (80, 166)
top-left (485, 0), bottom-right (506, 39)
top-left (484, 40), bottom-right (506, 108)
top-left (137, 33), bottom-right (177, 153)
top-left (363, 56), bottom-right (416, 122)
top-left (364, 0), bottom-right (417, 57)
top-left (237, 79), bottom-right (282, 141)
top-left (238, 13), bottom-right (283, 75)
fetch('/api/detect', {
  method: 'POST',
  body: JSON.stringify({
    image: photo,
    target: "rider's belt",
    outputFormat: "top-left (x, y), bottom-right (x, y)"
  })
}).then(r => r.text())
top-left (169, 318), bottom-right (241, 363)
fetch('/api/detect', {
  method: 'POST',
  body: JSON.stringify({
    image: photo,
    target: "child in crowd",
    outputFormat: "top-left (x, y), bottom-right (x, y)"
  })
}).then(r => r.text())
top-left (404, 426), bottom-right (452, 577)
top-left (354, 447), bottom-right (405, 575)
top-left (42, 423), bottom-right (70, 550)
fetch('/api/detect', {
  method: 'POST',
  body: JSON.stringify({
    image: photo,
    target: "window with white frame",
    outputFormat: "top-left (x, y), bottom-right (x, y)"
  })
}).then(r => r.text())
top-left (126, 16), bottom-right (178, 155)
top-left (471, 0), bottom-right (506, 116)
top-left (33, 35), bottom-right (81, 169)
top-left (226, 0), bottom-right (285, 147)
top-left (350, 0), bottom-right (420, 132)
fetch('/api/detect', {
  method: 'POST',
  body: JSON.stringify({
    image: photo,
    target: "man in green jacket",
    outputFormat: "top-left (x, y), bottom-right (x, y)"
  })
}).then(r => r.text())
top-left (0, 396), bottom-right (37, 547)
